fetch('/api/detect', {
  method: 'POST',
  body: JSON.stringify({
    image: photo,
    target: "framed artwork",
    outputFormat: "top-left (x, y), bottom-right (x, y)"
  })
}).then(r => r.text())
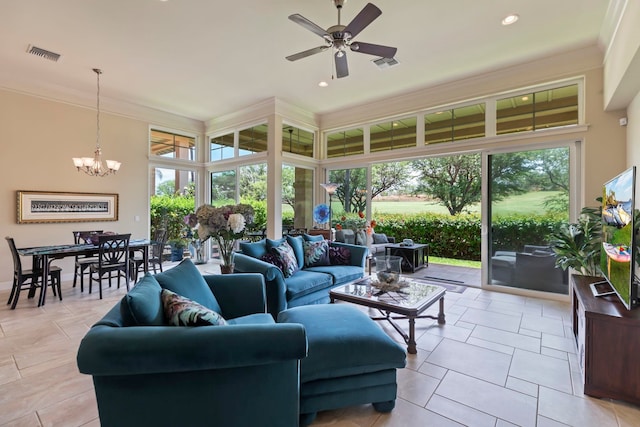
top-left (17, 191), bottom-right (119, 223)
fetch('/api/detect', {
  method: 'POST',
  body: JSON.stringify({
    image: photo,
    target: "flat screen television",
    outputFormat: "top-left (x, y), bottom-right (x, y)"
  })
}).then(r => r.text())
top-left (597, 166), bottom-right (637, 309)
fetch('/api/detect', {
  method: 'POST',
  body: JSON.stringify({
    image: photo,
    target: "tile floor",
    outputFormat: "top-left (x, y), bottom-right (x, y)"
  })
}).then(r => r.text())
top-left (1, 262), bottom-right (639, 426)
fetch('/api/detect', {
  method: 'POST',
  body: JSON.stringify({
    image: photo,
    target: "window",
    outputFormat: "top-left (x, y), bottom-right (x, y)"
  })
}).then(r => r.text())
top-left (328, 167), bottom-right (368, 215)
top-left (151, 129), bottom-right (196, 160)
top-left (370, 117), bottom-right (417, 152)
top-left (239, 124), bottom-right (268, 156)
top-left (283, 126), bottom-right (314, 158)
top-left (210, 133), bottom-right (234, 161)
top-left (497, 84), bottom-right (578, 134)
top-left (425, 103), bottom-right (485, 144)
top-left (327, 129), bottom-right (364, 158)
top-left (211, 170), bottom-right (236, 205)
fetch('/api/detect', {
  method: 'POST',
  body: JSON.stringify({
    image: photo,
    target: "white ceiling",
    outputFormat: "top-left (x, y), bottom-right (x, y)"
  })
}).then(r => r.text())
top-left (0, 0), bottom-right (614, 122)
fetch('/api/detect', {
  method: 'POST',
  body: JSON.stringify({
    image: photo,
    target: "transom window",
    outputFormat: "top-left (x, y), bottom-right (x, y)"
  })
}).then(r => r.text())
top-left (151, 129), bottom-right (196, 160)
top-left (497, 84), bottom-right (578, 134)
top-left (370, 117), bottom-right (417, 152)
top-left (239, 124), bottom-right (268, 156)
top-left (425, 103), bottom-right (486, 144)
top-left (282, 125), bottom-right (314, 158)
top-left (210, 133), bottom-right (234, 161)
top-left (327, 128), bottom-right (364, 158)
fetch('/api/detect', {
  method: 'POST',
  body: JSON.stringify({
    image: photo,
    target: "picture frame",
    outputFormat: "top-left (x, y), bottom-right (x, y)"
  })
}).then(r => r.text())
top-left (17, 191), bottom-right (119, 223)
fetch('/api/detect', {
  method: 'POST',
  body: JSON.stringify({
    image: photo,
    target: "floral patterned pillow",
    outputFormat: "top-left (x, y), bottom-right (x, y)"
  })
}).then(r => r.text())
top-left (161, 289), bottom-right (227, 326)
top-left (271, 241), bottom-right (299, 278)
top-left (303, 240), bottom-right (330, 267)
top-left (329, 246), bottom-right (351, 265)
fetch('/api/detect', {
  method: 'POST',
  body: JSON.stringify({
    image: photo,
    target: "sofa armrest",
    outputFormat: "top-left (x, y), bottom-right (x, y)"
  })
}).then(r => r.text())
top-left (77, 322), bottom-right (307, 376)
top-left (330, 242), bottom-right (367, 268)
top-left (233, 252), bottom-right (288, 318)
top-left (203, 273), bottom-right (267, 319)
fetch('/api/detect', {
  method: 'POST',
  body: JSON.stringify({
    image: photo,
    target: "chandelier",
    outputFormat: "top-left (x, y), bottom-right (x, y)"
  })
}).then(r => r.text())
top-left (72, 68), bottom-right (121, 176)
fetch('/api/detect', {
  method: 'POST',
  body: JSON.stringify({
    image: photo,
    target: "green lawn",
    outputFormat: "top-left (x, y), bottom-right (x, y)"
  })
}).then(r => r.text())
top-left (369, 191), bottom-right (563, 216)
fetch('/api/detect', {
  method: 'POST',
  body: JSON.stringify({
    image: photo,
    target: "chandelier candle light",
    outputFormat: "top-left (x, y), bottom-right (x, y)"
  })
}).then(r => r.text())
top-left (72, 68), bottom-right (121, 176)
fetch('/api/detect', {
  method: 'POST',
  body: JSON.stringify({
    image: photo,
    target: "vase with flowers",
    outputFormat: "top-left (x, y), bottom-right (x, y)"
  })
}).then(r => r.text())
top-left (185, 203), bottom-right (254, 273)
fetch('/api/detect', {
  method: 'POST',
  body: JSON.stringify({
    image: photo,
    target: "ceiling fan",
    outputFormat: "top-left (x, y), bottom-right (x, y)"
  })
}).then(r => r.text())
top-left (285, 0), bottom-right (397, 78)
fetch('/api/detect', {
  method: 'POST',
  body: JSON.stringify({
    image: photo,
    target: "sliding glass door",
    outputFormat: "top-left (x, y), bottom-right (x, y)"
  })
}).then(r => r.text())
top-left (488, 146), bottom-right (571, 294)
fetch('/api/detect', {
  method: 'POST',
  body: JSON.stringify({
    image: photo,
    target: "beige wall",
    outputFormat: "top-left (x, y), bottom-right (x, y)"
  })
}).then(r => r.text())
top-left (0, 90), bottom-right (151, 285)
top-left (628, 92), bottom-right (640, 167)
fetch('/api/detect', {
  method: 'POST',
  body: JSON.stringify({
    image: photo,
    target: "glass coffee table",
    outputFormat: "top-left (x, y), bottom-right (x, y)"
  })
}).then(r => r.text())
top-left (330, 278), bottom-right (446, 354)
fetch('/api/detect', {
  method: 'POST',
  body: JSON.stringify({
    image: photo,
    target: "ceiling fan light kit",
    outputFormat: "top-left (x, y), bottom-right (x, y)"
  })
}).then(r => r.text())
top-left (286, 1), bottom-right (397, 78)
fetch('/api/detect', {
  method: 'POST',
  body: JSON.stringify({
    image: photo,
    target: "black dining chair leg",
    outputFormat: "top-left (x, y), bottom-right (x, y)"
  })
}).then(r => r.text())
top-left (7, 278), bottom-right (18, 306)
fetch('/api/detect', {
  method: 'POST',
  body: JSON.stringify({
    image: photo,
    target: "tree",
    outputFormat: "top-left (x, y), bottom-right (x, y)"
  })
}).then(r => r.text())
top-left (239, 164), bottom-right (268, 201)
top-left (211, 170), bottom-right (236, 203)
top-left (329, 163), bottom-right (411, 213)
top-left (156, 180), bottom-right (177, 196)
top-left (413, 155), bottom-right (482, 215)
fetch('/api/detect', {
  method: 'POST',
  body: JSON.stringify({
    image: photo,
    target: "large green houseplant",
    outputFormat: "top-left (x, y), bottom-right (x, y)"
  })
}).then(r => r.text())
top-left (549, 205), bottom-right (601, 276)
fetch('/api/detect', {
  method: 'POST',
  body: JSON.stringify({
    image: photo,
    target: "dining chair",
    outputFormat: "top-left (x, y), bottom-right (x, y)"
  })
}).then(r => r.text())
top-left (72, 230), bottom-right (103, 292)
top-left (6, 237), bottom-right (62, 309)
top-left (131, 228), bottom-right (167, 282)
top-left (88, 233), bottom-right (131, 299)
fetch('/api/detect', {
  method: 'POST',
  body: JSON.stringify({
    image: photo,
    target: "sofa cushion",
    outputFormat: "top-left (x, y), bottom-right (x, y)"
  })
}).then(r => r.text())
top-left (355, 230), bottom-right (367, 245)
top-left (161, 289), bottom-right (228, 326)
top-left (272, 241), bottom-right (299, 278)
top-left (120, 273), bottom-right (164, 326)
top-left (286, 235), bottom-right (305, 269)
top-left (266, 237), bottom-right (287, 250)
top-left (303, 239), bottom-right (330, 268)
top-left (277, 305), bottom-right (406, 383)
top-left (328, 246), bottom-right (351, 265)
top-left (227, 313), bottom-right (276, 325)
top-left (305, 265), bottom-right (364, 285)
top-left (285, 270), bottom-right (334, 300)
top-left (240, 239), bottom-right (267, 259)
top-left (154, 259), bottom-right (222, 313)
top-left (303, 233), bottom-right (324, 242)
top-left (372, 233), bottom-right (389, 244)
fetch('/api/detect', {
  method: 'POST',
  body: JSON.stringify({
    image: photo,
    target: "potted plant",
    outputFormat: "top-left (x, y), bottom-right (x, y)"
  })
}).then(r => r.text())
top-left (168, 238), bottom-right (187, 262)
top-left (549, 205), bottom-right (601, 276)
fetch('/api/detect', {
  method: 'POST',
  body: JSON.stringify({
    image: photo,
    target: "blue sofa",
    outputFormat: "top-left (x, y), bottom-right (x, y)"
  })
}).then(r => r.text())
top-left (233, 234), bottom-right (368, 318)
top-left (76, 259), bottom-right (307, 427)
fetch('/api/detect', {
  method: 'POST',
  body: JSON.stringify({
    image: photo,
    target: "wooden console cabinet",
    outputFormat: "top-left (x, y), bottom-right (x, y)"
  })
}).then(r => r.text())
top-left (572, 275), bottom-right (640, 405)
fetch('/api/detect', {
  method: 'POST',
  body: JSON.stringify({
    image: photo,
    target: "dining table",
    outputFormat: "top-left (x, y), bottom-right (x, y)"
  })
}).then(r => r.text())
top-left (17, 239), bottom-right (151, 307)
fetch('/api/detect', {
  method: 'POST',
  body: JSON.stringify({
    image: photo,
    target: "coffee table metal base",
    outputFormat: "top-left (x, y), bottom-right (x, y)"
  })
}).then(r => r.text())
top-left (369, 297), bottom-right (445, 354)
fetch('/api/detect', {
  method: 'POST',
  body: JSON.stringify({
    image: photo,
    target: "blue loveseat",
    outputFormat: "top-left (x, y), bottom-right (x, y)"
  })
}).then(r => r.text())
top-left (234, 234), bottom-right (367, 318)
top-left (76, 259), bottom-right (307, 427)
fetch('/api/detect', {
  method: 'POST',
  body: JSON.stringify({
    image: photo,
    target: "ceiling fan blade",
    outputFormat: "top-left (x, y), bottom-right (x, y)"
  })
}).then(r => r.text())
top-left (286, 46), bottom-right (329, 61)
top-left (335, 52), bottom-right (349, 78)
top-left (343, 3), bottom-right (382, 39)
top-left (289, 14), bottom-right (331, 39)
top-left (350, 42), bottom-right (397, 58)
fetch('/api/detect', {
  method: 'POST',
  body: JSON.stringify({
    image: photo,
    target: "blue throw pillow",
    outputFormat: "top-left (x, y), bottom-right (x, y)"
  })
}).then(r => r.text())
top-left (303, 240), bottom-right (330, 267)
top-left (239, 239), bottom-right (267, 259)
top-left (271, 241), bottom-right (299, 278)
top-left (286, 235), bottom-right (304, 269)
top-left (120, 273), bottom-right (164, 326)
top-left (303, 233), bottom-right (324, 242)
top-left (154, 259), bottom-right (221, 313)
top-left (161, 289), bottom-right (227, 327)
top-left (266, 237), bottom-right (286, 250)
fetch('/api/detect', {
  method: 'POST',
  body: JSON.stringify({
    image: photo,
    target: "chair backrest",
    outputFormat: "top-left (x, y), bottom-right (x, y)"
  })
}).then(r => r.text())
top-left (73, 230), bottom-right (104, 245)
top-left (151, 229), bottom-right (168, 258)
top-left (5, 237), bottom-right (22, 274)
top-left (97, 233), bottom-right (131, 267)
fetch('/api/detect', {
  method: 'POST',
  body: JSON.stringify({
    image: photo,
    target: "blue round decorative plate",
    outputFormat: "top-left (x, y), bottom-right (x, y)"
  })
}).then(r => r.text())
top-left (313, 204), bottom-right (330, 224)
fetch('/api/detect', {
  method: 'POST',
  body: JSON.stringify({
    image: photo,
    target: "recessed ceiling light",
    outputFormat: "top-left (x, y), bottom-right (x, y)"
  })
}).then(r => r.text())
top-left (502, 14), bottom-right (519, 26)
top-left (318, 81), bottom-right (328, 87)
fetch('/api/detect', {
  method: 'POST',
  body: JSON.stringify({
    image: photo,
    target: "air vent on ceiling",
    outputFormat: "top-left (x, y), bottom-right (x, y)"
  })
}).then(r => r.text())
top-left (373, 57), bottom-right (399, 69)
top-left (26, 45), bottom-right (61, 62)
